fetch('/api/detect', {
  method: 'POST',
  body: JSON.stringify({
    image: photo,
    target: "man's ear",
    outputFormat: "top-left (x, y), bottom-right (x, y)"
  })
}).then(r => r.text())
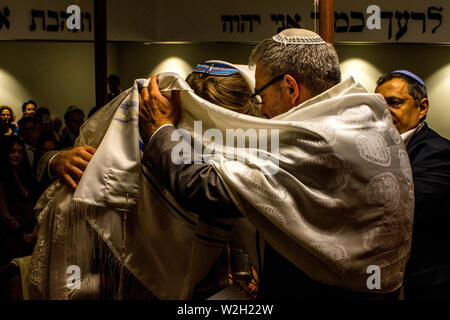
top-left (283, 75), bottom-right (300, 105)
top-left (418, 98), bottom-right (429, 122)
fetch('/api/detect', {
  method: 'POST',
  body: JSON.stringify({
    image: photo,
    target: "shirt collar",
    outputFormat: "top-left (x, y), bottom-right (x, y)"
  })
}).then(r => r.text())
top-left (401, 122), bottom-right (425, 146)
top-left (24, 142), bottom-right (35, 151)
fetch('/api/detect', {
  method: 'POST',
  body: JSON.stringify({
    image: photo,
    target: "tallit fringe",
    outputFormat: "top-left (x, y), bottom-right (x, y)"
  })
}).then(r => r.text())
top-left (66, 200), bottom-right (155, 300)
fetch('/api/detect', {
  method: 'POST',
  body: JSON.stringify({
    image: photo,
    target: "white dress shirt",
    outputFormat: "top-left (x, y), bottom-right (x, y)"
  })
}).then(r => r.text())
top-left (24, 142), bottom-right (35, 168)
top-left (400, 122), bottom-right (425, 146)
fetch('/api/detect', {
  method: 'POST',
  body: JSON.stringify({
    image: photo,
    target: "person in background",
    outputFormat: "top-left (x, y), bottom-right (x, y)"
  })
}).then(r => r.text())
top-left (88, 105), bottom-right (99, 119)
top-left (51, 117), bottom-right (63, 143)
top-left (0, 136), bottom-right (38, 267)
top-left (0, 114), bottom-right (8, 145)
top-left (375, 70), bottom-right (450, 299)
top-left (17, 116), bottom-right (39, 171)
top-left (34, 132), bottom-right (58, 195)
top-left (35, 107), bottom-right (53, 136)
top-left (108, 74), bottom-right (122, 102)
top-left (21, 100), bottom-right (37, 118)
top-left (88, 75), bottom-right (123, 118)
top-left (0, 106), bottom-right (19, 137)
top-left (58, 106), bottom-right (85, 149)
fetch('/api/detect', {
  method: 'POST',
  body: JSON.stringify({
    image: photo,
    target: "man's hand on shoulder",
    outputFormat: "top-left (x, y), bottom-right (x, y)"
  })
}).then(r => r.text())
top-left (139, 76), bottom-right (181, 143)
top-left (50, 146), bottom-right (97, 190)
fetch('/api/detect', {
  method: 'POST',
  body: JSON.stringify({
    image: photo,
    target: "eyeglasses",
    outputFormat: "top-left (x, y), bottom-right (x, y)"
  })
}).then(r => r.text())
top-left (251, 74), bottom-right (285, 105)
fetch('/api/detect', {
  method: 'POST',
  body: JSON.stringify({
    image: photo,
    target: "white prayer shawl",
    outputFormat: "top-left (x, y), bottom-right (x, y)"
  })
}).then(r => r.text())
top-left (208, 79), bottom-right (414, 292)
top-left (173, 72), bottom-right (413, 293)
top-left (28, 64), bottom-right (413, 299)
top-left (28, 70), bottom-right (238, 300)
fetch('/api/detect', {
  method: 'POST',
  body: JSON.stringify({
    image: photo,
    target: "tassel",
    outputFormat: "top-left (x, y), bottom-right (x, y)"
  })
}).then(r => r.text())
top-left (117, 193), bottom-right (129, 300)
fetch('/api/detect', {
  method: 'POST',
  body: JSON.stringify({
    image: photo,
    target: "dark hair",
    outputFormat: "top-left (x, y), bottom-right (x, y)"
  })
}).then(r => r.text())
top-left (376, 72), bottom-right (428, 102)
top-left (3, 135), bottom-right (24, 156)
top-left (64, 106), bottom-right (84, 123)
top-left (35, 107), bottom-right (50, 117)
top-left (1, 135), bottom-right (29, 175)
top-left (0, 135), bottom-right (34, 197)
top-left (108, 74), bottom-right (120, 84)
top-left (0, 106), bottom-right (15, 123)
top-left (18, 115), bottom-right (38, 128)
top-left (34, 131), bottom-right (58, 166)
top-left (21, 100), bottom-right (38, 112)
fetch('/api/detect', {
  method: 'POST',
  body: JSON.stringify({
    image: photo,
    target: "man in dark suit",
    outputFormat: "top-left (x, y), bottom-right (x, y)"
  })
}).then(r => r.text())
top-left (58, 106), bottom-right (85, 149)
top-left (376, 70), bottom-right (450, 299)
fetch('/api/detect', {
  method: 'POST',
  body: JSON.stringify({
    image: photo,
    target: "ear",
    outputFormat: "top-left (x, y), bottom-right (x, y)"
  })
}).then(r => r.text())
top-left (418, 98), bottom-right (429, 122)
top-left (283, 75), bottom-right (300, 105)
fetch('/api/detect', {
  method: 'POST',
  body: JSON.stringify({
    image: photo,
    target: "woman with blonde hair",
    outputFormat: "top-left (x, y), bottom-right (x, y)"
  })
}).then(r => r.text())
top-left (185, 61), bottom-right (258, 299)
top-left (186, 62), bottom-right (255, 116)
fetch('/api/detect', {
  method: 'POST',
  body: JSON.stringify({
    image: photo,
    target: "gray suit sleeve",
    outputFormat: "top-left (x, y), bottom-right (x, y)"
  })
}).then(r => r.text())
top-left (36, 150), bottom-right (60, 186)
top-left (141, 125), bottom-right (242, 219)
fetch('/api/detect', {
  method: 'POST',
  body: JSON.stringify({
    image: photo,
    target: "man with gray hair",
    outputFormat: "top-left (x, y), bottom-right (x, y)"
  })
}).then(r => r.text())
top-left (249, 29), bottom-right (341, 120)
top-left (138, 28), bottom-right (413, 299)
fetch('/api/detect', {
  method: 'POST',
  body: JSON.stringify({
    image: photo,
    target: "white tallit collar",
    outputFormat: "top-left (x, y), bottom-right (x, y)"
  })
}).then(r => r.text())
top-left (273, 76), bottom-right (365, 120)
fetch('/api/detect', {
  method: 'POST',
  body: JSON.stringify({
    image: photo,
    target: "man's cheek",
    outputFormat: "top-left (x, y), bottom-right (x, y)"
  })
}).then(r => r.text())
top-left (388, 110), bottom-right (397, 121)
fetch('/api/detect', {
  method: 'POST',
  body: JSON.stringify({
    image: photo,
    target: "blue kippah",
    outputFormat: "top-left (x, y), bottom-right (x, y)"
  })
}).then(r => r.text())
top-left (393, 70), bottom-right (426, 87)
top-left (193, 62), bottom-right (241, 76)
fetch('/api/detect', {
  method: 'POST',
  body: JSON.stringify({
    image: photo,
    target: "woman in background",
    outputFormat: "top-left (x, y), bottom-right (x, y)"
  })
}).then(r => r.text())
top-left (0, 106), bottom-right (19, 137)
top-left (0, 135), bottom-right (38, 266)
top-left (33, 132), bottom-right (58, 194)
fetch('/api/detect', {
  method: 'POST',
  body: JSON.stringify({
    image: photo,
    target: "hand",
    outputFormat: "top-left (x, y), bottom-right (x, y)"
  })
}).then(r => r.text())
top-left (139, 76), bottom-right (181, 143)
top-left (50, 146), bottom-right (97, 190)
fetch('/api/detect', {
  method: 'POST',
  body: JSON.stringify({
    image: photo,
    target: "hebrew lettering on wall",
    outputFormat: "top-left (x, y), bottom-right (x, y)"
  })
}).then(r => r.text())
top-left (221, 14), bottom-right (261, 33)
top-left (378, 7), bottom-right (443, 40)
top-left (271, 13), bottom-right (301, 33)
top-left (0, 6), bottom-right (10, 30)
top-left (28, 8), bottom-right (92, 33)
top-left (220, 7), bottom-right (444, 41)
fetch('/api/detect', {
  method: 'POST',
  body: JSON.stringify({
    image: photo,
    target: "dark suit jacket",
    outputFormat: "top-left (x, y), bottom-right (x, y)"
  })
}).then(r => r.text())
top-left (143, 125), bottom-right (399, 300)
top-left (58, 133), bottom-right (75, 150)
top-left (404, 123), bottom-right (450, 298)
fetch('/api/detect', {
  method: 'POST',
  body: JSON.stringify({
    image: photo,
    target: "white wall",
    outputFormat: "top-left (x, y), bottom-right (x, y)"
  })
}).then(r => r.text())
top-left (0, 41), bottom-right (449, 139)
top-left (0, 41), bottom-right (118, 121)
top-left (114, 42), bottom-right (255, 90)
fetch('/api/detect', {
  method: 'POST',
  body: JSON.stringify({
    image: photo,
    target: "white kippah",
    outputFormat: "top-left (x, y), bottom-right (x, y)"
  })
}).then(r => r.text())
top-left (272, 28), bottom-right (326, 45)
